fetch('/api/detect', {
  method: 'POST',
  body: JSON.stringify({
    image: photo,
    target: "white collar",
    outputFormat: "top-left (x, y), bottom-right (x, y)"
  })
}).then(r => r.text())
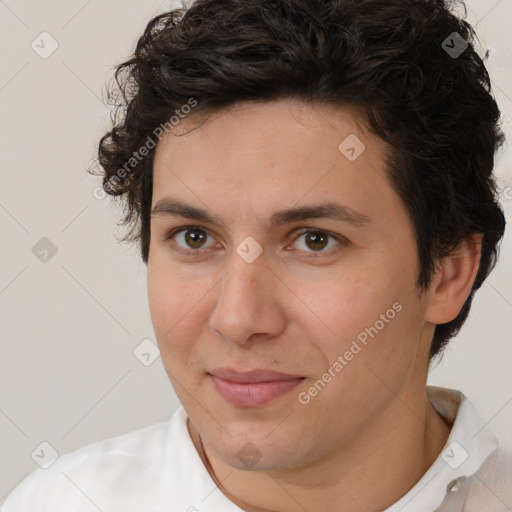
top-left (384, 386), bottom-right (499, 511)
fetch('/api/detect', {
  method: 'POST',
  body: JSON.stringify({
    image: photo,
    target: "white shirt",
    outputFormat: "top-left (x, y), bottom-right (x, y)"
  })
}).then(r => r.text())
top-left (2, 386), bottom-right (511, 512)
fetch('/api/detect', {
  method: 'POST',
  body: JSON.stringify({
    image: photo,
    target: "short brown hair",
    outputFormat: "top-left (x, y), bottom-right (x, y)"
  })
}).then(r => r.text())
top-left (95, 0), bottom-right (506, 357)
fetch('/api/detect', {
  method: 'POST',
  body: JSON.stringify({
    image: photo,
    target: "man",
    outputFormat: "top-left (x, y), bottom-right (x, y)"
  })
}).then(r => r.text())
top-left (3, 0), bottom-right (510, 510)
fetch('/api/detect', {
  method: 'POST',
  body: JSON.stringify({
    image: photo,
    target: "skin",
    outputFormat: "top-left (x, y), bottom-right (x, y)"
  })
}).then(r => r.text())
top-left (147, 99), bottom-right (481, 512)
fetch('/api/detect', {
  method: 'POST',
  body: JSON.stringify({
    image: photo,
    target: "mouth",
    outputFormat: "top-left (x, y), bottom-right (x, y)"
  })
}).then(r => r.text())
top-left (208, 368), bottom-right (306, 407)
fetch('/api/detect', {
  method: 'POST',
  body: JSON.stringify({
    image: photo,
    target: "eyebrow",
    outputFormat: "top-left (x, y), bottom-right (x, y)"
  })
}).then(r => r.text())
top-left (151, 198), bottom-right (371, 230)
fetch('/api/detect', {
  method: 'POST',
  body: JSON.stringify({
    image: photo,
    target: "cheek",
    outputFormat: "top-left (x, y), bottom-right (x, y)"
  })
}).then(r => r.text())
top-left (299, 293), bottom-right (424, 419)
top-left (301, 265), bottom-right (400, 331)
top-left (298, 255), bottom-right (419, 363)
top-left (147, 270), bottom-right (212, 389)
top-left (147, 260), bottom-right (205, 344)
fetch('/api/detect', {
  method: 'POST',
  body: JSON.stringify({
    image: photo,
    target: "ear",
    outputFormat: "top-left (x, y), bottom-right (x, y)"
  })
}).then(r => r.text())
top-left (424, 233), bottom-right (483, 325)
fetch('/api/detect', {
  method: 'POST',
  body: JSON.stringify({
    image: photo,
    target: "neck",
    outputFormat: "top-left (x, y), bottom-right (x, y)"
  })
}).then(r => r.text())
top-left (188, 390), bottom-right (451, 512)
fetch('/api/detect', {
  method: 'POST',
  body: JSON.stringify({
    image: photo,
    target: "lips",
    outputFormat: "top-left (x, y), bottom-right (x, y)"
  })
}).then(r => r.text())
top-left (208, 368), bottom-right (305, 407)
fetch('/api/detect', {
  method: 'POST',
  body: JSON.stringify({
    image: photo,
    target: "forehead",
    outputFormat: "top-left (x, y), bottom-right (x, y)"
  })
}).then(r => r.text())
top-left (154, 99), bottom-right (383, 167)
top-left (151, 99), bottom-right (401, 229)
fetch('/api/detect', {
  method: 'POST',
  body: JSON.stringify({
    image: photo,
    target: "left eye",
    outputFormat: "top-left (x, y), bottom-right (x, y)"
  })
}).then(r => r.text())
top-left (292, 230), bottom-right (341, 253)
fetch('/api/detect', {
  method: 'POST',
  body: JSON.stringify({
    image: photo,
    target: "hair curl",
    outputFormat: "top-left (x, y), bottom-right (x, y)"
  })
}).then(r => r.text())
top-left (95, 0), bottom-right (506, 358)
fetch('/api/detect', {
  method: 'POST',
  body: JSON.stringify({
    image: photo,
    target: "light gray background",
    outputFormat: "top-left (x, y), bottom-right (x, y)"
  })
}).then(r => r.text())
top-left (0, 0), bottom-right (511, 501)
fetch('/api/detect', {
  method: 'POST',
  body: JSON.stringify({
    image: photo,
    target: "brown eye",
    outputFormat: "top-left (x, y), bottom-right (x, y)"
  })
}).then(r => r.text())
top-left (304, 231), bottom-right (329, 251)
top-left (170, 227), bottom-right (217, 251)
top-left (292, 229), bottom-right (343, 255)
top-left (183, 228), bottom-right (208, 249)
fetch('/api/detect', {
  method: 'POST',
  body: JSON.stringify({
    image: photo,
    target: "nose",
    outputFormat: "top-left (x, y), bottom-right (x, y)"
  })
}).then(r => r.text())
top-left (209, 254), bottom-right (287, 347)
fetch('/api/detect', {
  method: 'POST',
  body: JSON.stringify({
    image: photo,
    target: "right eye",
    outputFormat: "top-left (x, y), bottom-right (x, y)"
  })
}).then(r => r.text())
top-left (166, 226), bottom-right (221, 254)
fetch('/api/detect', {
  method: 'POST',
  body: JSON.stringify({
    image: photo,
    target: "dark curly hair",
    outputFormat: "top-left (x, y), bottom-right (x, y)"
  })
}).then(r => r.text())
top-left (95, 0), bottom-right (506, 358)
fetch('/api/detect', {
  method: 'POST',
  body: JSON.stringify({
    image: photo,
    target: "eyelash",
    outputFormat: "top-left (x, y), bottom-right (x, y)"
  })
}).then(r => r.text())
top-left (164, 225), bottom-right (347, 258)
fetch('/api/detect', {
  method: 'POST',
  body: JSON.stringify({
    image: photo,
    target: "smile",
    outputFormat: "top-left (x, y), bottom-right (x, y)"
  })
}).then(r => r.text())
top-left (208, 368), bottom-right (305, 407)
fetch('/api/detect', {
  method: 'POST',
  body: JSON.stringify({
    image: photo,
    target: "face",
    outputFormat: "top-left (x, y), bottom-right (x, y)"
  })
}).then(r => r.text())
top-left (148, 99), bottom-right (433, 471)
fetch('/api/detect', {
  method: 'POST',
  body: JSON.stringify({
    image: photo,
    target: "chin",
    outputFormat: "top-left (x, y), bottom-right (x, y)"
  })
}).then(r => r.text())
top-left (211, 430), bottom-right (308, 472)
